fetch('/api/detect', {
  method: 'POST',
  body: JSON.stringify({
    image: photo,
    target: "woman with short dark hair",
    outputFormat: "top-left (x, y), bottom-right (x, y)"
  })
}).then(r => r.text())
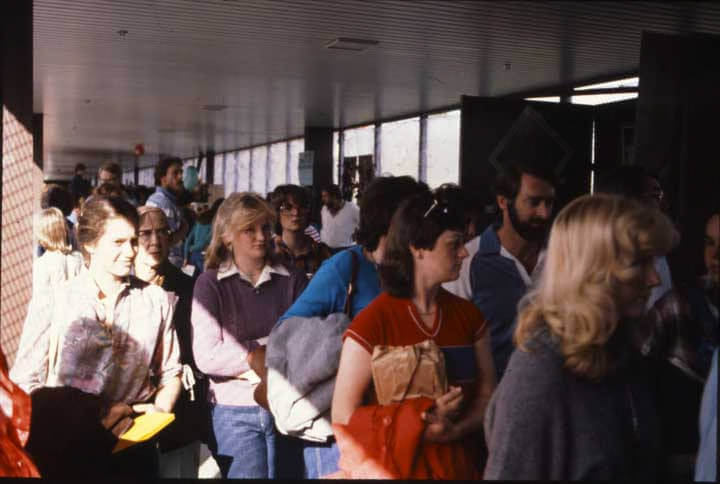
top-left (276, 175), bottom-right (427, 478)
top-left (330, 189), bottom-right (496, 478)
top-left (270, 184), bottom-right (331, 278)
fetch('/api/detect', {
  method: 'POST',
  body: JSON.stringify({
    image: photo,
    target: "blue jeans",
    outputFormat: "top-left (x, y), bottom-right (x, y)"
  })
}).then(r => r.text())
top-left (303, 439), bottom-right (340, 478)
top-left (209, 404), bottom-right (276, 478)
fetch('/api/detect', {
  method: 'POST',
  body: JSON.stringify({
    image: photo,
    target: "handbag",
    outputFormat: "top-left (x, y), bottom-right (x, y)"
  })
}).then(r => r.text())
top-left (370, 339), bottom-right (448, 405)
top-left (253, 250), bottom-right (359, 410)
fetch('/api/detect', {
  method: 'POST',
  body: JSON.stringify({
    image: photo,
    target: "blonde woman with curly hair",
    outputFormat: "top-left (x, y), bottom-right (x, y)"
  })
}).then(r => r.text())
top-left (190, 192), bottom-right (308, 479)
top-left (32, 207), bottom-right (84, 298)
top-left (484, 193), bottom-right (675, 481)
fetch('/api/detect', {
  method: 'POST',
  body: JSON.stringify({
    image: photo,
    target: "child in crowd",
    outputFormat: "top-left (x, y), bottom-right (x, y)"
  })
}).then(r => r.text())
top-left (32, 207), bottom-right (84, 298)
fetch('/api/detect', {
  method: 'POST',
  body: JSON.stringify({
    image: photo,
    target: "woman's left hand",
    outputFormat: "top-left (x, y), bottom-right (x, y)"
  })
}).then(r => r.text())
top-left (132, 403), bottom-right (162, 414)
top-left (421, 409), bottom-right (462, 443)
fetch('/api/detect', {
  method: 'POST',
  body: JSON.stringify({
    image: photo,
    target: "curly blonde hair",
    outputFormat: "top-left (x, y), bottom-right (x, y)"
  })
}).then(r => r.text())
top-left (204, 192), bottom-right (277, 270)
top-left (514, 193), bottom-right (676, 380)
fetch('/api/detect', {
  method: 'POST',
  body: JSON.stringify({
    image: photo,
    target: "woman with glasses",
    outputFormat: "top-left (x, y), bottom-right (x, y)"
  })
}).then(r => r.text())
top-left (190, 193), bottom-right (308, 479)
top-left (330, 189), bottom-right (496, 479)
top-left (12, 196), bottom-right (183, 476)
top-left (134, 206), bottom-right (207, 478)
top-left (484, 194), bottom-right (674, 480)
top-left (270, 184), bottom-right (331, 279)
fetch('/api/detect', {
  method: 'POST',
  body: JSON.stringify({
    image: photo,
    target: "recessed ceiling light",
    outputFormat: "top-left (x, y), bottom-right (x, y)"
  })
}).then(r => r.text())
top-left (117, 29), bottom-right (128, 37)
top-left (202, 104), bottom-right (227, 111)
top-left (324, 37), bottom-right (379, 52)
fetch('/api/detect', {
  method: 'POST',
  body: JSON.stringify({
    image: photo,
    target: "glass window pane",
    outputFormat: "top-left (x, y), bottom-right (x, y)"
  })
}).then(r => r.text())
top-left (344, 125), bottom-right (374, 158)
top-left (380, 117), bottom-right (419, 178)
top-left (215, 152), bottom-right (225, 189)
top-left (224, 152), bottom-right (238, 197)
top-left (288, 138), bottom-right (304, 185)
top-left (251, 146), bottom-right (268, 196)
top-left (426, 110), bottom-right (460, 188)
top-left (268, 142), bottom-right (287, 193)
top-left (139, 167), bottom-right (154, 187)
top-left (570, 92), bottom-right (638, 105)
top-left (333, 131), bottom-right (340, 185)
top-left (574, 77), bottom-right (638, 91)
top-left (524, 96), bottom-right (561, 103)
top-left (237, 149), bottom-right (251, 193)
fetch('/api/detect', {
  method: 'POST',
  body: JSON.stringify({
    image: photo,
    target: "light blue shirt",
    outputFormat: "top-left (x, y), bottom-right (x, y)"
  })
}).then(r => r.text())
top-left (277, 245), bottom-right (380, 324)
top-left (146, 187), bottom-right (184, 267)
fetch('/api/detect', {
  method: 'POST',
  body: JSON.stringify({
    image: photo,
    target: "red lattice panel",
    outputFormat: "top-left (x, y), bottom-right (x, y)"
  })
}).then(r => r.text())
top-left (1, 106), bottom-right (39, 367)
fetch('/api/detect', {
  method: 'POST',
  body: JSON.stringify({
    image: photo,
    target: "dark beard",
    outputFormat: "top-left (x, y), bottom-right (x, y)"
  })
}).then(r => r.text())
top-left (507, 199), bottom-right (549, 243)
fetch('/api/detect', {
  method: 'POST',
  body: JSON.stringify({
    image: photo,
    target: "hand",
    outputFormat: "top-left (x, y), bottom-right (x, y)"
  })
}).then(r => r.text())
top-left (247, 345), bottom-right (267, 379)
top-left (101, 401), bottom-right (134, 438)
top-left (132, 403), bottom-right (161, 414)
top-left (432, 385), bottom-right (463, 421)
top-left (421, 409), bottom-right (461, 443)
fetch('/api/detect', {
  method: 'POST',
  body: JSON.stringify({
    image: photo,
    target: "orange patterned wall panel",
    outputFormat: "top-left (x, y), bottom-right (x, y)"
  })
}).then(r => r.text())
top-left (1, 106), bottom-right (40, 367)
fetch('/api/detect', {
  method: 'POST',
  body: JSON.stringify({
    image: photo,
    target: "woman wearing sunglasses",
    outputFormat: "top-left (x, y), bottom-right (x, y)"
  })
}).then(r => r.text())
top-left (331, 189), bottom-right (497, 479)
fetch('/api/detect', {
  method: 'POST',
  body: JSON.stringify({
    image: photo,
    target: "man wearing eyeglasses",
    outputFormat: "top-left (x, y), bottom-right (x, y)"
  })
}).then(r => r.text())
top-left (320, 185), bottom-right (359, 254)
top-left (456, 160), bottom-right (557, 381)
top-left (596, 165), bottom-right (673, 309)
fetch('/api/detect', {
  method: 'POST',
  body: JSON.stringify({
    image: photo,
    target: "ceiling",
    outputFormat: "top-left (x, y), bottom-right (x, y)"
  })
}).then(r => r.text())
top-left (33, 0), bottom-right (720, 177)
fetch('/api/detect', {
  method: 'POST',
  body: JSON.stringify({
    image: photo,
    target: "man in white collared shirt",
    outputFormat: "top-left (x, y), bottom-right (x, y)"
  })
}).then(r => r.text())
top-left (319, 185), bottom-right (359, 253)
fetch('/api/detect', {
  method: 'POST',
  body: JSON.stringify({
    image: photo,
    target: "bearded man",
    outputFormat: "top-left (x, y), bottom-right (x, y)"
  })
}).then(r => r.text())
top-left (468, 160), bottom-right (557, 381)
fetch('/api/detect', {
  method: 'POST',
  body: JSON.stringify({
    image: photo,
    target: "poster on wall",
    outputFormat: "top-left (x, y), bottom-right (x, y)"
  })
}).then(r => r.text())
top-left (298, 151), bottom-right (314, 186)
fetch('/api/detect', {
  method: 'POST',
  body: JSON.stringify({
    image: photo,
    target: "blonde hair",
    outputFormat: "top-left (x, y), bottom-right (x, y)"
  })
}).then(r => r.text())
top-left (34, 207), bottom-right (71, 254)
top-left (204, 192), bottom-right (277, 270)
top-left (515, 194), bottom-right (676, 380)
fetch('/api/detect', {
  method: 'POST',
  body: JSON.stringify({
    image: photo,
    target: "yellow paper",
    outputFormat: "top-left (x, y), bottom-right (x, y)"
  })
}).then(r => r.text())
top-left (113, 412), bottom-right (175, 453)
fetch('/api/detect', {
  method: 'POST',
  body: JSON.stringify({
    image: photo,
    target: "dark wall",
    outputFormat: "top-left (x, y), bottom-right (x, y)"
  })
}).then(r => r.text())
top-left (460, 96), bottom-right (593, 215)
top-left (634, 31), bottom-right (720, 284)
top-left (593, 98), bottom-right (637, 177)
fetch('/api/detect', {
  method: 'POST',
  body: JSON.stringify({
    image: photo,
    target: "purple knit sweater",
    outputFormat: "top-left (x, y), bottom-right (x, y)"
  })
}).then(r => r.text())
top-left (191, 262), bottom-right (308, 406)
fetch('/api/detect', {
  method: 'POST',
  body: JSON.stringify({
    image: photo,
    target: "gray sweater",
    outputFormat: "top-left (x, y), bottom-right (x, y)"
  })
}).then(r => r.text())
top-left (484, 329), bottom-right (661, 480)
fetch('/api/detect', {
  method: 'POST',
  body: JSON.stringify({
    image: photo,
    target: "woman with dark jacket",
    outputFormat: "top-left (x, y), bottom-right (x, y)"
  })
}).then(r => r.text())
top-left (484, 194), bottom-right (675, 480)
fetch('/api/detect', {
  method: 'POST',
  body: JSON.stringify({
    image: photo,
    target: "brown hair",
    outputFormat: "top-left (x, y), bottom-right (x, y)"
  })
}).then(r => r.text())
top-left (77, 196), bottom-right (139, 263)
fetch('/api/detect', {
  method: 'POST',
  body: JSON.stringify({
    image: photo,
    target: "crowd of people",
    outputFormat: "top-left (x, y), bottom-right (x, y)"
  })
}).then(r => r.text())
top-left (0, 155), bottom-right (717, 481)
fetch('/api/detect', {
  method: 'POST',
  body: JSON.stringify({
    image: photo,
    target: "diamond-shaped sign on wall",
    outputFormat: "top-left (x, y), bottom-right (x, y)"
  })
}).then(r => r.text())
top-left (488, 106), bottom-right (573, 176)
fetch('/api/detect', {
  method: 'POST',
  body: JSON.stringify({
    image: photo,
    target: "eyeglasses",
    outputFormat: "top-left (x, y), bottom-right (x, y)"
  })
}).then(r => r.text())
top-left (279, 203), bottom-right (310, 215)
top-left (138, 228), bottom-right (171, 240)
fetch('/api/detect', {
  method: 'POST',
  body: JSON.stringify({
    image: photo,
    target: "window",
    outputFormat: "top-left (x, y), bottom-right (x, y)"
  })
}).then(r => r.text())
top-left (524, 96), bottom-right (561, 103)
top-left (268, 141), bottom-right (287, 193)
top-left (343, 124), bottom-right (374, 160)
top-left (138, 167), bottom-right (154, 187)
top-left (426, 110), bottom-right (460, 188)
top-left (380, 117), bottom-right (419, 178)
top-left (570, 93), bottom-right (638, 105)
top-left (236, 149), bottom-right (251, 193)
top-left (288, 138), bottom-right (304, 185)
top-left (250, 146), bottom-right (268, 196)
top-left (332, 130), bottom-right (340, 184)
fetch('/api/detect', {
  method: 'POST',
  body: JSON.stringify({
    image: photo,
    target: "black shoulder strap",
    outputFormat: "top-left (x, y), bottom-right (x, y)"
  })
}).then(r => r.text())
top-left (343, 250), bottom-right (360, 317)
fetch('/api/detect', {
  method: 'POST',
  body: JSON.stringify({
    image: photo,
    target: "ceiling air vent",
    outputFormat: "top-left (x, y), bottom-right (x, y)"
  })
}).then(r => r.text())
top-left (324, 37), bottom-right (379, 52)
